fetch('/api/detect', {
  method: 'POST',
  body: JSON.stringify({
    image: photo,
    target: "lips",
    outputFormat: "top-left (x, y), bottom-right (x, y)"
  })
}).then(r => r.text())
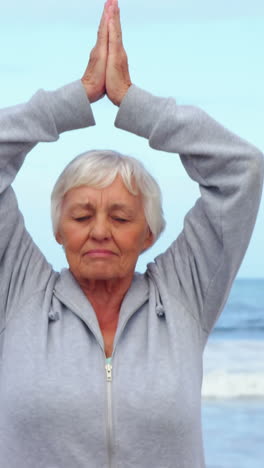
top-left (84, 249), bottom-right (117, 257)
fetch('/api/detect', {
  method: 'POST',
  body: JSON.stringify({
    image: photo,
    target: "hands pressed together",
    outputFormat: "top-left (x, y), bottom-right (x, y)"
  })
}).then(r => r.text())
top-left (81, 0), bottom-right (132, 107)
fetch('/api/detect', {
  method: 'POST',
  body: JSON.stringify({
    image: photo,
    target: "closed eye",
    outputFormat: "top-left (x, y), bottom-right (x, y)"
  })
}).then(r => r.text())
top-left (74, 216), bottom-right (92, 222)
top-left (112, 217), bottom-right (129, 223)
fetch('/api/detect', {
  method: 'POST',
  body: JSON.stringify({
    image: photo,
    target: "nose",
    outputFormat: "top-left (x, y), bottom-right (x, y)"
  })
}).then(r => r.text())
top-left (90, 215), bottom-right (111, 242)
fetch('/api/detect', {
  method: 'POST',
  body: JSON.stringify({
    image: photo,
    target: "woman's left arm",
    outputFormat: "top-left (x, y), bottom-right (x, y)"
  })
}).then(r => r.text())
top-left (115, 85), bottom-right (264, 335)
top-left (106, 1), bottom-right (264, 335)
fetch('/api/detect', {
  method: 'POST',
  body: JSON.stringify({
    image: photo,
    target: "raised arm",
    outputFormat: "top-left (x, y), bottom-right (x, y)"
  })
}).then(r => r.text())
top-left (110, 4), bottom-right (264, 338)
top-left (0, 0), bottom-right (117, 330)
top-left (116, 85), bottom-right (263, 338)
top-left (0, 81), bottom-right (95, 332)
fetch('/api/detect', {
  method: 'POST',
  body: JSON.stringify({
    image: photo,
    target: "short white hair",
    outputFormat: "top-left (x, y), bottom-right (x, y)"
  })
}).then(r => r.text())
top-left (51, 150), bottom-right (166, 243)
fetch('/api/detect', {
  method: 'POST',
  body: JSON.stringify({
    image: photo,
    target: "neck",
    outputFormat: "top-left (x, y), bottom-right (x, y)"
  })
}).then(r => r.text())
top-left (77, 276), bottom-right (133, 328)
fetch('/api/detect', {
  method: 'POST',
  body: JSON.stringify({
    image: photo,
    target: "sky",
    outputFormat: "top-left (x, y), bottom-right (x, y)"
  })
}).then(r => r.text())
top-left (1, 0), bottom-right (263, 277)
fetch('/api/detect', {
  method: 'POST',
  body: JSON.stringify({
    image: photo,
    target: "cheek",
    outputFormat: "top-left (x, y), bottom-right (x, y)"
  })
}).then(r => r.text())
top-left (122, 228), bottom-right (149, 254)
top-left (62, 228), bottom-right (86, 252)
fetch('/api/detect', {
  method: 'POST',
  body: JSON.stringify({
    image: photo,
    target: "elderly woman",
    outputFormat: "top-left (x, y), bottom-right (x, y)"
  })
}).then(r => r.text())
top-left (0, 1), bottom-right (263, 467)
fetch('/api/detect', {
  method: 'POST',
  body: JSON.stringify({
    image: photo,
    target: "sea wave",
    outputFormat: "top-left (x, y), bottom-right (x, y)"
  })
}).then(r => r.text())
top-left (202, 339), bottom-right (264, 398)
top-left (202, 371), bottom-right (264, 398)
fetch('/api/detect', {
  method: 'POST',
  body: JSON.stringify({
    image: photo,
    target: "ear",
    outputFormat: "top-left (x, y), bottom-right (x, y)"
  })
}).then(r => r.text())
top-left (55, 231), bottom-right (63, 245)
top-left (142, 227), bottom-right (154, 252)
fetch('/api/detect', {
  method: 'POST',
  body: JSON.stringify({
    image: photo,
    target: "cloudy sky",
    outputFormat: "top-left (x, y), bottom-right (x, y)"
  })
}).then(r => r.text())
top-left (1, 0), bottom-right (263, 276)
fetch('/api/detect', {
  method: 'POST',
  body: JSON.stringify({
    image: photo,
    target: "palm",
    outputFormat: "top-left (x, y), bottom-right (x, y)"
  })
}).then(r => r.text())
top-left (81, 3), bottom-right (108, 103)
top-left (81, 0), bottom-right (131, 106)
top-left (105, 1), bottom-right (131, 106)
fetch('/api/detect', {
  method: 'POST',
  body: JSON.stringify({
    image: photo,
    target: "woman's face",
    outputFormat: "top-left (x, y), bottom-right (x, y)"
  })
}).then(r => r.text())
top-left (56, 176), bottom-right (153, 287)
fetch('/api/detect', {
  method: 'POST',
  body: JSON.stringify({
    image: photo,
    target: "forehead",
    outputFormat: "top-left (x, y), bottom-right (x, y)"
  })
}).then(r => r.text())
top-left (62, 176), bottom-right (143, 211)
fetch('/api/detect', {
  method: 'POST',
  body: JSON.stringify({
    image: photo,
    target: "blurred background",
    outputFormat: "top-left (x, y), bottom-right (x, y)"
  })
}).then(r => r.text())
top-left (1, 1), bottom-right (263, 467)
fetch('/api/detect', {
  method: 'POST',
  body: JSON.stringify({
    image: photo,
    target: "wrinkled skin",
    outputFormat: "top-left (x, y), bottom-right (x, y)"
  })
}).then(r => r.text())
top-left (58, 1), bottom-right (142, 355)
top-left (81, 0), bottom-right (132, 106)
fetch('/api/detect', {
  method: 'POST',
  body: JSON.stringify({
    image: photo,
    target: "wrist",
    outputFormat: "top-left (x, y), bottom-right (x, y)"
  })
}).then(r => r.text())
top-left (81, 79), bottom-right (105, 104)
top-left (114, 83), bottom-right (132, 107)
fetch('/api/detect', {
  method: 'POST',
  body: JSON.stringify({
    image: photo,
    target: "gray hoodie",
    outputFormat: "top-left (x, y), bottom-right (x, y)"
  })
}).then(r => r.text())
top-left (0, 80), bottom-right (263, 468)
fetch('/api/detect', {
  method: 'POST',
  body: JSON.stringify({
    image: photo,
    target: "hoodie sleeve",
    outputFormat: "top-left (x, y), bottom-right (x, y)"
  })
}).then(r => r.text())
top-left (0, 80), bottom-right (95, 331)
top-left (115, 85), bottom-right (264, 336)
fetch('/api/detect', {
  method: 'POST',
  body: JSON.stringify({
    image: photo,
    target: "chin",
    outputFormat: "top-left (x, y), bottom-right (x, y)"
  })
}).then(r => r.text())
top-left (80, 266), bottom-right (123, 282)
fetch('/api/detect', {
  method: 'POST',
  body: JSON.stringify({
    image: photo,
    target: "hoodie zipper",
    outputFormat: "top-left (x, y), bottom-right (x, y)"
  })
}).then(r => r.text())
top-left (105, 361), bottom-right (114, 468)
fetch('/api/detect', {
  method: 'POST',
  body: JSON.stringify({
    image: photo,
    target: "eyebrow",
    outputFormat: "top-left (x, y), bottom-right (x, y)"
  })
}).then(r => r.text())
top-left (69, 202), bottom-right (95, 210)
top-left (108, 203), bottom-right (135, 213)
top-left (69, 202), bottom-right (135, 215)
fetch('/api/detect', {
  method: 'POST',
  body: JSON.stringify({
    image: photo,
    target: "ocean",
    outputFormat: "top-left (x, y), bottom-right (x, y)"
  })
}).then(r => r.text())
top-left (202, 278), bottom-right (264, 468)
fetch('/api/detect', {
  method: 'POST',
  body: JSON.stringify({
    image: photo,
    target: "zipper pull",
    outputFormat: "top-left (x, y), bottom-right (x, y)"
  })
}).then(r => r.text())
top-left (105, 363), bottom-right (113, 382)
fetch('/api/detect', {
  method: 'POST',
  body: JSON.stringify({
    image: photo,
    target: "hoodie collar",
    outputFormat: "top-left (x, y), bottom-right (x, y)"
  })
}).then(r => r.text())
top-left (52, 268), bottom-right (164, 351)
top-left (53, 269), bottom-right (150, 339)
top-left (53, 269), bottom-right (104, 347)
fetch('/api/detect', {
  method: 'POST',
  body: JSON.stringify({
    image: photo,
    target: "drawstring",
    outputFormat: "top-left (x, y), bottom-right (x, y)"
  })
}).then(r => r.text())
top-left (48, 310), bottom-right (60, 321)
top-left (49, 280), bottom-right (164, 320)
top-left (154, 288), bottom-right (165, 318)
top-left (147, 269), bottom-right (166, 318)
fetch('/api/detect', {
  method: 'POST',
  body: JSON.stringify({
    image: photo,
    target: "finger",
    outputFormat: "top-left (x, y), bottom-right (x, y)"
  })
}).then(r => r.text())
top-left (108, 2), bottom-right (123, 46)
top-left (105, 0), bottom-right (114, 20)
top-left (96, 1), bottom-right (109, 45)
top-left (115, 5), bottom-right (123, 42)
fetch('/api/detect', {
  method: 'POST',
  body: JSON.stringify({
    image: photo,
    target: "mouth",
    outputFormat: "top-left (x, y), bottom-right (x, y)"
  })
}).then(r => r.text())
top-left (84, 249), bottom-right (117, 258)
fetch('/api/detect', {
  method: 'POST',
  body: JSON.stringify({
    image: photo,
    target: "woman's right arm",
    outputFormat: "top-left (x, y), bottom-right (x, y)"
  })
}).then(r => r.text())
top-left (0, 81), bottom-right (95, 331)
top-left (0, 1), bottom-right (110, 331)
